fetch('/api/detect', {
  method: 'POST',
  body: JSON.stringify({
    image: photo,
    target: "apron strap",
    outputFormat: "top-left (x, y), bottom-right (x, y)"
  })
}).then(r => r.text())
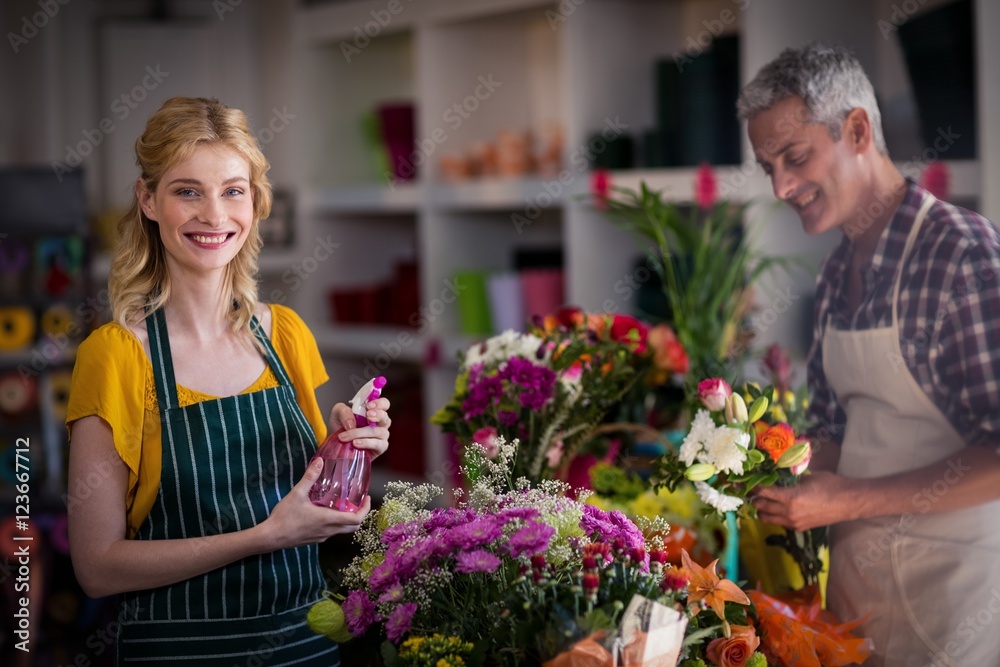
top-left (251, 315), bottom-right (297, 399)
top-left (890, 193), bottom-right (936, 334)
top-left (145, 308), bottom-right (299, 413)
top-left (146, 308), bottom-right (179, 412)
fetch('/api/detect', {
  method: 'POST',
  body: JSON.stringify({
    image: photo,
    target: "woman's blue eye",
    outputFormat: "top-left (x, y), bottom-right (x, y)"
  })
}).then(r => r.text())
top-left (225, 188), bottom-right (244, 196)
top-left (177, 188), bottom-right (197, 197)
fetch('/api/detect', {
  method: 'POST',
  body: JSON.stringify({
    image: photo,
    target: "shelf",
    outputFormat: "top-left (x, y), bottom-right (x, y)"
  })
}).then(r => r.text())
top-left (306, 183), bottom-right (425, 214)
top-left (430, 176), bottom-right (574, 210)
top-left (313, 323), bottom-right (427, 363)
top-left (259, 247), bottom-right (302, 274)
top-left (895, 159), bottom-right (980, 201)
top-left (604, 166), bottom-right (770, 204)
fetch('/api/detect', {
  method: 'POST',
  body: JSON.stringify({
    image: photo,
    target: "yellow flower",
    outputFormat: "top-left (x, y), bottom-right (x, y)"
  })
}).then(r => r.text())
top-left (585, 495), bottom-right (610, 511)
top-left (657, 486), bottom-right (696, 521)
top-left (629, 492), bottom-right (663, 520)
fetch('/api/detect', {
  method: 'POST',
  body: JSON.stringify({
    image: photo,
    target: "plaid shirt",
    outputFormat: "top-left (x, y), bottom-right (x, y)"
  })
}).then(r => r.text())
top-left (807, 179), bottom-right (1000, 449)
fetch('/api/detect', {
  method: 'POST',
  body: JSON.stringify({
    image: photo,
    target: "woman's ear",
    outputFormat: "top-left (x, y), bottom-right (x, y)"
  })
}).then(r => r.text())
top-left (136, 179), bottom-right (157, 222)
top-left (843, 108), bottom-right (873, 154)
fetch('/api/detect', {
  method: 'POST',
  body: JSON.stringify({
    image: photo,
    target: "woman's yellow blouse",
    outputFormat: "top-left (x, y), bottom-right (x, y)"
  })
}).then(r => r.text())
top-left (66, 304), bottom-right (330, 538)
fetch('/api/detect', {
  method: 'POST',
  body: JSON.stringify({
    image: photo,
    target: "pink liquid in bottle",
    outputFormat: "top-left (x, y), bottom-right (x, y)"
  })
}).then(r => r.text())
top-left (308, 376), bottom-right (386, 511)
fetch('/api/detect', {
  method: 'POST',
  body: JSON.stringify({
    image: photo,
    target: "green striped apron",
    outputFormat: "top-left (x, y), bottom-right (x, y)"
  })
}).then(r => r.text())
top-left (116, 309), bottom-right (339, 666)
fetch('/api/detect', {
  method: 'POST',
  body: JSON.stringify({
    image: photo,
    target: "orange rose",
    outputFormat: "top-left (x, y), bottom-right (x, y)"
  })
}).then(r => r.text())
top-left (705, 625), bottom-right (760, 667)
top-left (757, 423), bottom-right (795, 462)
top-left (752, 421), bottom-right (769, 438)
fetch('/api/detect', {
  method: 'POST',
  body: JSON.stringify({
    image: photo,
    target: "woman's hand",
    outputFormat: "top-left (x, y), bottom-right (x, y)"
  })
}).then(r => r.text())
top-left (328, 398), bottom-right (391, 459)
top-left (261, 458), bottom-right (370, 551)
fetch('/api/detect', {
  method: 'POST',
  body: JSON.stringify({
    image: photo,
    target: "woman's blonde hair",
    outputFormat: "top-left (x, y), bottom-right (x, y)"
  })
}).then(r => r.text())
top-left (109, 96), bottom-right (272, 343)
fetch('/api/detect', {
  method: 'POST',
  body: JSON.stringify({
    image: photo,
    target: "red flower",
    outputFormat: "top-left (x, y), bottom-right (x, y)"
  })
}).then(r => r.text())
top-left (920, 161), bottom-right (950, 201)
top-left (761, 343), bottom-right (792, 395)
top-left (590, 169), bottom-right (611, 208)
top-left (609, 314), bottom-right (648, 353)
top-left (695, 162), bottom-right (718, 209)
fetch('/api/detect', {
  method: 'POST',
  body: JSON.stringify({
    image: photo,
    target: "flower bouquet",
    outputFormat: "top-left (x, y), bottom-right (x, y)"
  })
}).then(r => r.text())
top-left (308, 440), bottom-right (767, 666)
top-left (651, 378), bottom-right (825, 586)
top-left (586, 461), bottom-right (725, 568)
top-left (431, 310), bottom-right (687, 486)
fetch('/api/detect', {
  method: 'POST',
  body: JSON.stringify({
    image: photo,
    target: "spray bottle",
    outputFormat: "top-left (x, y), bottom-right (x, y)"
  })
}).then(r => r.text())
top-left (308, 376), bottom-right (386, 511)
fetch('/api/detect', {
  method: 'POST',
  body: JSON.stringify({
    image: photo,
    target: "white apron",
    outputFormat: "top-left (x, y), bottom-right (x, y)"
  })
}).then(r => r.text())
top-left (823, 193), bottom-right (1000, 666)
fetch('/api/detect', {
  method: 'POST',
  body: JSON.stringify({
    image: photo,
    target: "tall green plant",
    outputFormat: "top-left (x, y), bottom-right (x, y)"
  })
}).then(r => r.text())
top-left (599, 180), bottom-right (794, 384)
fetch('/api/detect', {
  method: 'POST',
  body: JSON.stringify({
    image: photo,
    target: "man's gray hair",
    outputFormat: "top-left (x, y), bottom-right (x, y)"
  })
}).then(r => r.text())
top-left (737, 42), bottom-right (887, 155)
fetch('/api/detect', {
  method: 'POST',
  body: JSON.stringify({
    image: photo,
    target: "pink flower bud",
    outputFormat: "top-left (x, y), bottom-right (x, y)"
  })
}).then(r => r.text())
top-left (790, 440), bottom-right (813, 475)
top-left (471, 427), bottom-right (500, 459)
top-left (697, 378), bottom-right (732, 412)
top-left (695, 162), bottom-right (718, 209)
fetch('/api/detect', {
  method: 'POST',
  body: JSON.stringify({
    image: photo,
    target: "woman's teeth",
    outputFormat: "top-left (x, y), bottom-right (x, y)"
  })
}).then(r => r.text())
top-left (191, 234), bottom-right (229, 244)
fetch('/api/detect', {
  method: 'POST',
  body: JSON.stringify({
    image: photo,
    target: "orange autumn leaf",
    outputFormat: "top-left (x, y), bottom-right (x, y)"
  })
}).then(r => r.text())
top-left (681, 548), bottom-right (750, 622)
top-left (758, 423), bottom-right (795, 462)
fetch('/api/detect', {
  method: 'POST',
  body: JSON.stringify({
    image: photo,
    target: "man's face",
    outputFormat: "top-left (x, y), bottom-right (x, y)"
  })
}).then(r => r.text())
top-left (748, 96), bottom-right (863, 237)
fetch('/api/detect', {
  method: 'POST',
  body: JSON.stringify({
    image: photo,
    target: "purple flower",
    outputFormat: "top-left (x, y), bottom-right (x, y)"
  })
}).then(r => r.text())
top-left (507, 521), bottom-right (555, 558)
top-left (580, 504), bottom-right (618, 542)
top-left (381, 520), bottom-right (420, 547)
top-left (607, 510), bottom-right (645, 552)
top-left (495, 506), bottom-right (540, 524)
top-left (446, 517), bottom-right (503, 551)
top-left (500, 358), bottom-right (556, 410)
top-left (498, 409), bottom-right (519, 426)
top-left (423, 507), bottom-right (475, 533)
top-left (368, 557), bottom-right (398, 594)
top-left (342, 589), bottom-right (377, 636)
top-left (462, 374), bottom-right (504, 419)
top-left (377, 583), bottom-right (404, 604)
top-left (386, 602), bottom-right (418, 644)
top-left (454, 549), bottom-right (502, 574)
top-left (395, 538), bottom-right (439, 580)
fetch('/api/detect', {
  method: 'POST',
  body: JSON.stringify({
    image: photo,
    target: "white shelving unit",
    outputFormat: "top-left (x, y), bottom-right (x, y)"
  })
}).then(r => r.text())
top-left (263, 0), bottom-right (999, 487)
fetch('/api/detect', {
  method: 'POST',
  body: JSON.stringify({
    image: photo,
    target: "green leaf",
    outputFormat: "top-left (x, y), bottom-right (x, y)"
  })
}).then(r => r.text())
top-left (747, 448), bottom-right (766, 465)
